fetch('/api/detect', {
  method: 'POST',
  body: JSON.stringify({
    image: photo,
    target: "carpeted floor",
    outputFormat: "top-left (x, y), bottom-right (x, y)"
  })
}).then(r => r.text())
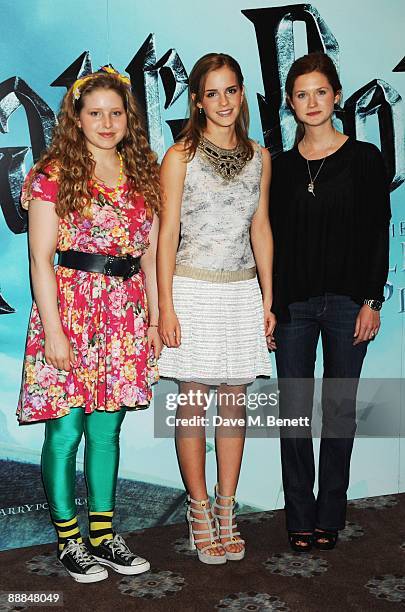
top-left (0, 493), bottom-right (404, 611)
top-left (0, 460), bottom-right (258, 551)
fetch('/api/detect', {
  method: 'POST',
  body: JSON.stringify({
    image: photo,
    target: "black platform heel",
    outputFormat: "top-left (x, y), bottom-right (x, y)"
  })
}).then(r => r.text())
top-left (313, 529), bottom-right (338, 550)
top-left (288, 531), bottom-right (313, 553)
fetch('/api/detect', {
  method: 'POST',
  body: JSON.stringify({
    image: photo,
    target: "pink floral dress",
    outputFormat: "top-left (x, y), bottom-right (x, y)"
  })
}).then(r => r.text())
top-left (17, 166), bottom-right (159, 423)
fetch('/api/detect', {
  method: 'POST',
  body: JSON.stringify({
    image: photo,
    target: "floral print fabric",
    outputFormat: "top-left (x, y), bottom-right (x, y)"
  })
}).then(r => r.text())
top-left (17, 168), bottom-right (158, 423)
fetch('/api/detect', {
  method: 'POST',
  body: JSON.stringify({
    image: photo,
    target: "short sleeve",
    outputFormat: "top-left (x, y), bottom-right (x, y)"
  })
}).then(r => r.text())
top-left (21, 165), bottom-right (60, 210)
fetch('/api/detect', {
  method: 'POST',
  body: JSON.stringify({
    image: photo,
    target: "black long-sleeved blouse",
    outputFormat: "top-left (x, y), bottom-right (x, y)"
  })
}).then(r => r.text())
top-left (269, 138), bottom-right (391, 322)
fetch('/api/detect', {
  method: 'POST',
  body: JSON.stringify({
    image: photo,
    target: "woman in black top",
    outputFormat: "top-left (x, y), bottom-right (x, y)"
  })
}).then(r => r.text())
top-left (270, 52), bottom-right (391, 552)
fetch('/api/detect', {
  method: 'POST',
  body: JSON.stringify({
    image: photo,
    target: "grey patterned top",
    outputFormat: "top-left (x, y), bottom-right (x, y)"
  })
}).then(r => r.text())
top-left (176, 142), bottom-right (263, 271)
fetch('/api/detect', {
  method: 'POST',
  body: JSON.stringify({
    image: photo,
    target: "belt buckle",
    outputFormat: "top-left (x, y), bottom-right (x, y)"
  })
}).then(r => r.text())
top-left (123, 255), bottom-right (138, 281)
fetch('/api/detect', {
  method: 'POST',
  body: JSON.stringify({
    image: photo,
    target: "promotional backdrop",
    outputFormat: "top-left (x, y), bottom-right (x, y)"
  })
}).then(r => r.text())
top-left (0, 0), bottom-right (404, 550)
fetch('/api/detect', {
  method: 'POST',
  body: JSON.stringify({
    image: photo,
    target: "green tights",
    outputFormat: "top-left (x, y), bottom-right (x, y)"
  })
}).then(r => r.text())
top-left (41, 408), bottom-right (126, 520)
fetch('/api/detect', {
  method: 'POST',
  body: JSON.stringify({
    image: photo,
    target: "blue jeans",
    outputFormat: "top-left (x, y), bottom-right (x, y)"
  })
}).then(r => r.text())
top-left (274, 294), bottom-right (368, 531)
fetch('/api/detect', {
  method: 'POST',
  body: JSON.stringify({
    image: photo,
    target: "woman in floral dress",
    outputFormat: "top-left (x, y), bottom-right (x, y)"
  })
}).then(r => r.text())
top-left (17, 66), bottom-right (161, 583)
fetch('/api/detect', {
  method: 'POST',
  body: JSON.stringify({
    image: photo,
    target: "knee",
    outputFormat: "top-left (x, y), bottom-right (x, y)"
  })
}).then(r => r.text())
top-left (85, 429), bottom-right (120, 451)
top-left (218, 402), bottom-right (246, 420)
top-left (176, 403), bottom-right (207, 419)
top-left (322, 415), bottom-right (357, 438)
top-left (217, 388), bottom-right (246, 417)
top-left (43, 428), bottom-right (82, 458)
top-left (84, 412), bottom-right (124, 448)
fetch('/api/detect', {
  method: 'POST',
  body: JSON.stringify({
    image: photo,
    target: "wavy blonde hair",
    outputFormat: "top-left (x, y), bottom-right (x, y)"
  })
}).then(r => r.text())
top-left (27, 71), bottom-right (160, 218)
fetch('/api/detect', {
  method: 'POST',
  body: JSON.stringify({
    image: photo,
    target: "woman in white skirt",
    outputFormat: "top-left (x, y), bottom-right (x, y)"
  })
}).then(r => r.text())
top-left (157, 53), bottom-right (275, 564)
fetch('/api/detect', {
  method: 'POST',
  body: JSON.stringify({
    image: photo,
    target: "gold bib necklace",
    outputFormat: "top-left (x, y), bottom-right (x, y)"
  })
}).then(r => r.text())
top-left (198, 136), bottom-right (248, 180)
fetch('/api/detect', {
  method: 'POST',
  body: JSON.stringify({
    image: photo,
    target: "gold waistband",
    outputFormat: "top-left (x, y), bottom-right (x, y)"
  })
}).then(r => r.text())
top-left (174, 264), bottom-right (256, 283)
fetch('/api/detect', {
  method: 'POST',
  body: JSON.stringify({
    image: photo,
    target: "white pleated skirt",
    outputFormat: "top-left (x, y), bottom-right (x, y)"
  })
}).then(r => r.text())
top-left (158, 275), bottom-right (272, 385)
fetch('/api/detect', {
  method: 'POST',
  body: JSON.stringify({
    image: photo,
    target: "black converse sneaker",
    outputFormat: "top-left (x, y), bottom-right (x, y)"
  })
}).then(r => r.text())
top-left (87, 533), bottom-right (150, 575)
top-left (59, 539), bottom-right (108, 583)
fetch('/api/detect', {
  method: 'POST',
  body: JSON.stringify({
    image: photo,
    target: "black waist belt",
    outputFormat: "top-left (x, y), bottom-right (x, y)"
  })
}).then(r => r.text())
top-left (58, 250), bottom-right (141, 280)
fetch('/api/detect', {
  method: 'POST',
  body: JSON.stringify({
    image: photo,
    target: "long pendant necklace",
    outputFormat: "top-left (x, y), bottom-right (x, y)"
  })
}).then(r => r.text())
top-left (93, 151), bottom-right (124, 201)
top-left (303, 128), bottom-right (338, 196)
top-left (306, 157), bottom-right (326, 197)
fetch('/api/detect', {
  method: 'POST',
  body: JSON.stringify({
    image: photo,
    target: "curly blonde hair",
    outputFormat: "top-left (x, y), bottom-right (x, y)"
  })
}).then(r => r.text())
top-left (27, 71), bottom-right (160, 218)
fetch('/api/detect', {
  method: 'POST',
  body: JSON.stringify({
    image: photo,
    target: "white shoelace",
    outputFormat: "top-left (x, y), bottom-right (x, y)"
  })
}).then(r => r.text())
top-left (104, 534), bottom-right (134, 561)
top-left (60, 540), bottom-right (95, 568)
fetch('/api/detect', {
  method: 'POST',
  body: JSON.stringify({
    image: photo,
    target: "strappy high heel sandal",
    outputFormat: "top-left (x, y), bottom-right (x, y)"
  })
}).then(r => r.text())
top-left (313, 529), bottom-right (338, 550)
top-left (186, 495), bottom-right (227, 565)
top-left (212, 484), bottom-right (245, 561)
top-left (288, 531), bottom-right (313, 553)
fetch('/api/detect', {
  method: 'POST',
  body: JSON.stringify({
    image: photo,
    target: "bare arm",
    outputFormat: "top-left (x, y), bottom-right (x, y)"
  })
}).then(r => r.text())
top-left (157, 144), bottom-right (186, 347)
top-left (141, 214), bottom-right (159, 324)
top-left (141, 213), bottom-right (162, 358)
top-left (28, 200), bottom-right (74, 370)
top-left (251, 147), bottom-right (276, 342)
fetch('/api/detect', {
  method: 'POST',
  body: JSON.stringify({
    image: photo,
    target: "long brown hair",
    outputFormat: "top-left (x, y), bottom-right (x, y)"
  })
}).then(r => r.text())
top-left (180, 53), bottom-right (254, 160)
top-left (27, 71), bottom-right (160, 218)
top-left (285, 51), bottom-right (342, 143)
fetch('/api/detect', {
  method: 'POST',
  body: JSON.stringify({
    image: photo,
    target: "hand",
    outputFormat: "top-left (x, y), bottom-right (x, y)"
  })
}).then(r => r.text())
top-left (44, 330), bottom-right (75, 371)
top-left (264, 305), bottom-right (277, 351)
top-left (147, 326), bottom-right (163, 359)
top-left (353, 305), bottom-right (381, 345)
top-left (159, 309), bottom-right (181, 348)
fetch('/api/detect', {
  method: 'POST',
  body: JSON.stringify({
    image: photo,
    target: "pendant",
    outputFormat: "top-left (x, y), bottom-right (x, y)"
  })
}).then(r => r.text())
top-left (307, 182), bottom-right (315, 196)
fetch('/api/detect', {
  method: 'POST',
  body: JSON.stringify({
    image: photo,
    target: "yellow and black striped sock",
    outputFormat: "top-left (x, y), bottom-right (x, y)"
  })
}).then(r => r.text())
top-left (53, 517), bottom-right (82, 553)
top-left (89, 511), bottom-right (114, 547)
